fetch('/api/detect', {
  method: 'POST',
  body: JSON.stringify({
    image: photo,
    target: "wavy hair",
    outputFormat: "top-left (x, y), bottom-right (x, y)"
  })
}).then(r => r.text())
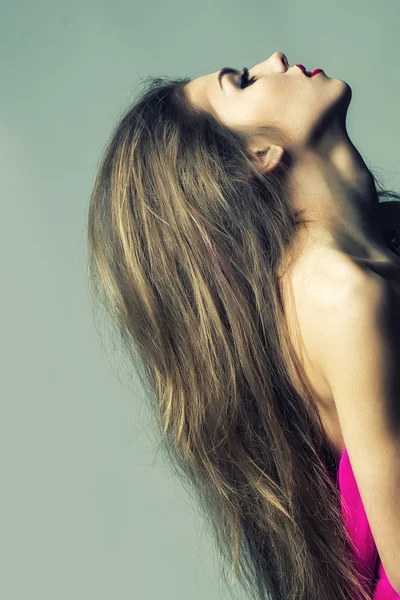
top-left (86, 73), bottom-right (399, 600)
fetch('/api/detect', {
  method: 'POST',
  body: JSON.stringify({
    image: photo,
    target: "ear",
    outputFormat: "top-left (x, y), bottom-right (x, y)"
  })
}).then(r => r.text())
top-left (249, 144), bottom-right (284, 175)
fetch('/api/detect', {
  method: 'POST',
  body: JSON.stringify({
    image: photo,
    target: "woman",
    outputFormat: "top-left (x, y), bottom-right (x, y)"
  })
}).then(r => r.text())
top-left (87, 51), bottom-right (400, 599)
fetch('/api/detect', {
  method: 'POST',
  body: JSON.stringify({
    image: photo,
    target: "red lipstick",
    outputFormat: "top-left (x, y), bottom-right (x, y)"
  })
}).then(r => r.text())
top-left (295, 64), bottom-right (324, 77)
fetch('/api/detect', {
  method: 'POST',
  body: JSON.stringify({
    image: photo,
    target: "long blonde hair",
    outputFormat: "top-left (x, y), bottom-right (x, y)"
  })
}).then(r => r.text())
top-left (87, 74), bottom-right (397, 599)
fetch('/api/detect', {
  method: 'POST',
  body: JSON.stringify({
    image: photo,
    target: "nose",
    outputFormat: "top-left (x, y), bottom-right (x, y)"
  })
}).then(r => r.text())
top-left (255, 52), bottom-right (289, 75)
top-left (276, 51), bottom-right (289, 69)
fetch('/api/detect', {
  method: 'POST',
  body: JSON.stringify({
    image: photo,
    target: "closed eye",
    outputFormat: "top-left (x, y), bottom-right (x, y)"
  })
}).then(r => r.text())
top-left (218, 67), bottom-right (257, 91)
top-left (240, 67), bottom-right (257, 89)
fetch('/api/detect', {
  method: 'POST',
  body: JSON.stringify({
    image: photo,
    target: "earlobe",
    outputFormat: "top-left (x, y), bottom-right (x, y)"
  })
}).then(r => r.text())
top-left (253, 145), bottom-right (284, 174)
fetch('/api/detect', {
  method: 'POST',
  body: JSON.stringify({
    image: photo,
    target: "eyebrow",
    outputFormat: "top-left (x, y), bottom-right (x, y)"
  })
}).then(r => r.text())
top-left (218, 67), bottom-right (241, 91)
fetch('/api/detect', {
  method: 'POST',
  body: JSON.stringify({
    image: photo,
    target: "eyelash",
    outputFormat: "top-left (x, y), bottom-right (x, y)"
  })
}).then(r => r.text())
top-left (240, 67), bottom-right (257, 89)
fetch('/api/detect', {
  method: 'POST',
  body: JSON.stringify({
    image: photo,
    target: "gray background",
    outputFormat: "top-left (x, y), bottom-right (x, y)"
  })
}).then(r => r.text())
top-left (1, 0), bottom-right (399, 598)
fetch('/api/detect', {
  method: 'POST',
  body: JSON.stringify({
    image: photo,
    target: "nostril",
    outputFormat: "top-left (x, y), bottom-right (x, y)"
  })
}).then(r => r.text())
top-left (281, 53), bottom-right (289, 71)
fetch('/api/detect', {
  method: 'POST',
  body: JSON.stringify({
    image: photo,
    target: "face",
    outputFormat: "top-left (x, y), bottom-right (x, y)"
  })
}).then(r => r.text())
top-left (185, 52), bottom-right (351, 153)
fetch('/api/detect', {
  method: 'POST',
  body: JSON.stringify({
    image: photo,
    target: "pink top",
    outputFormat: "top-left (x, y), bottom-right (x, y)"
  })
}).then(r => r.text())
top-left (337, 447), bottom-right (399, 599)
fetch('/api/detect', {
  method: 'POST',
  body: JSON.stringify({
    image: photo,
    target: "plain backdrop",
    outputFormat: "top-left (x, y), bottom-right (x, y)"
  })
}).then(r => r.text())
top-left (1, 1), bottom-right (400, 599)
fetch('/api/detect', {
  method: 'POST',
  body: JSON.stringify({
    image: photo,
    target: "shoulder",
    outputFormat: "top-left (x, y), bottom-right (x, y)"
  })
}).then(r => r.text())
top-left (310, 262), bottom-right (400, 592)
top-left (290, 243), bottom-right (394, 385)
top-left (311, 254), bottom-right (395, 368)
top-left (291, 241), bottom-right (385, 310)
top-left (295, 243), bottom-right (394, 353)
top-left (296, 246), bottom-right (400, 592)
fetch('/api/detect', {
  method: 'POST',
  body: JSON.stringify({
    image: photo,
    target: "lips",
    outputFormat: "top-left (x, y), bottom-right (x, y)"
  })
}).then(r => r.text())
top-left (295, 64), bottom-right (323, 77)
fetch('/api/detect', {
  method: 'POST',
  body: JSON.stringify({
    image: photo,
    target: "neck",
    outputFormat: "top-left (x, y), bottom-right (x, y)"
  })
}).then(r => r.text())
top-left (287, 127), bottom-right (390, 260)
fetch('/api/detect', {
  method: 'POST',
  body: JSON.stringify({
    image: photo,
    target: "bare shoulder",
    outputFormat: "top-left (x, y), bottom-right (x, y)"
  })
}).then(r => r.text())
top-left (294, 242), bottom-right (395, 384)
top-left (308, 249), bottom-right (396, 378)
top-left (291, 241), bottom-right (384, 309)
top-left (297, 246), bottom-right (400, 593)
